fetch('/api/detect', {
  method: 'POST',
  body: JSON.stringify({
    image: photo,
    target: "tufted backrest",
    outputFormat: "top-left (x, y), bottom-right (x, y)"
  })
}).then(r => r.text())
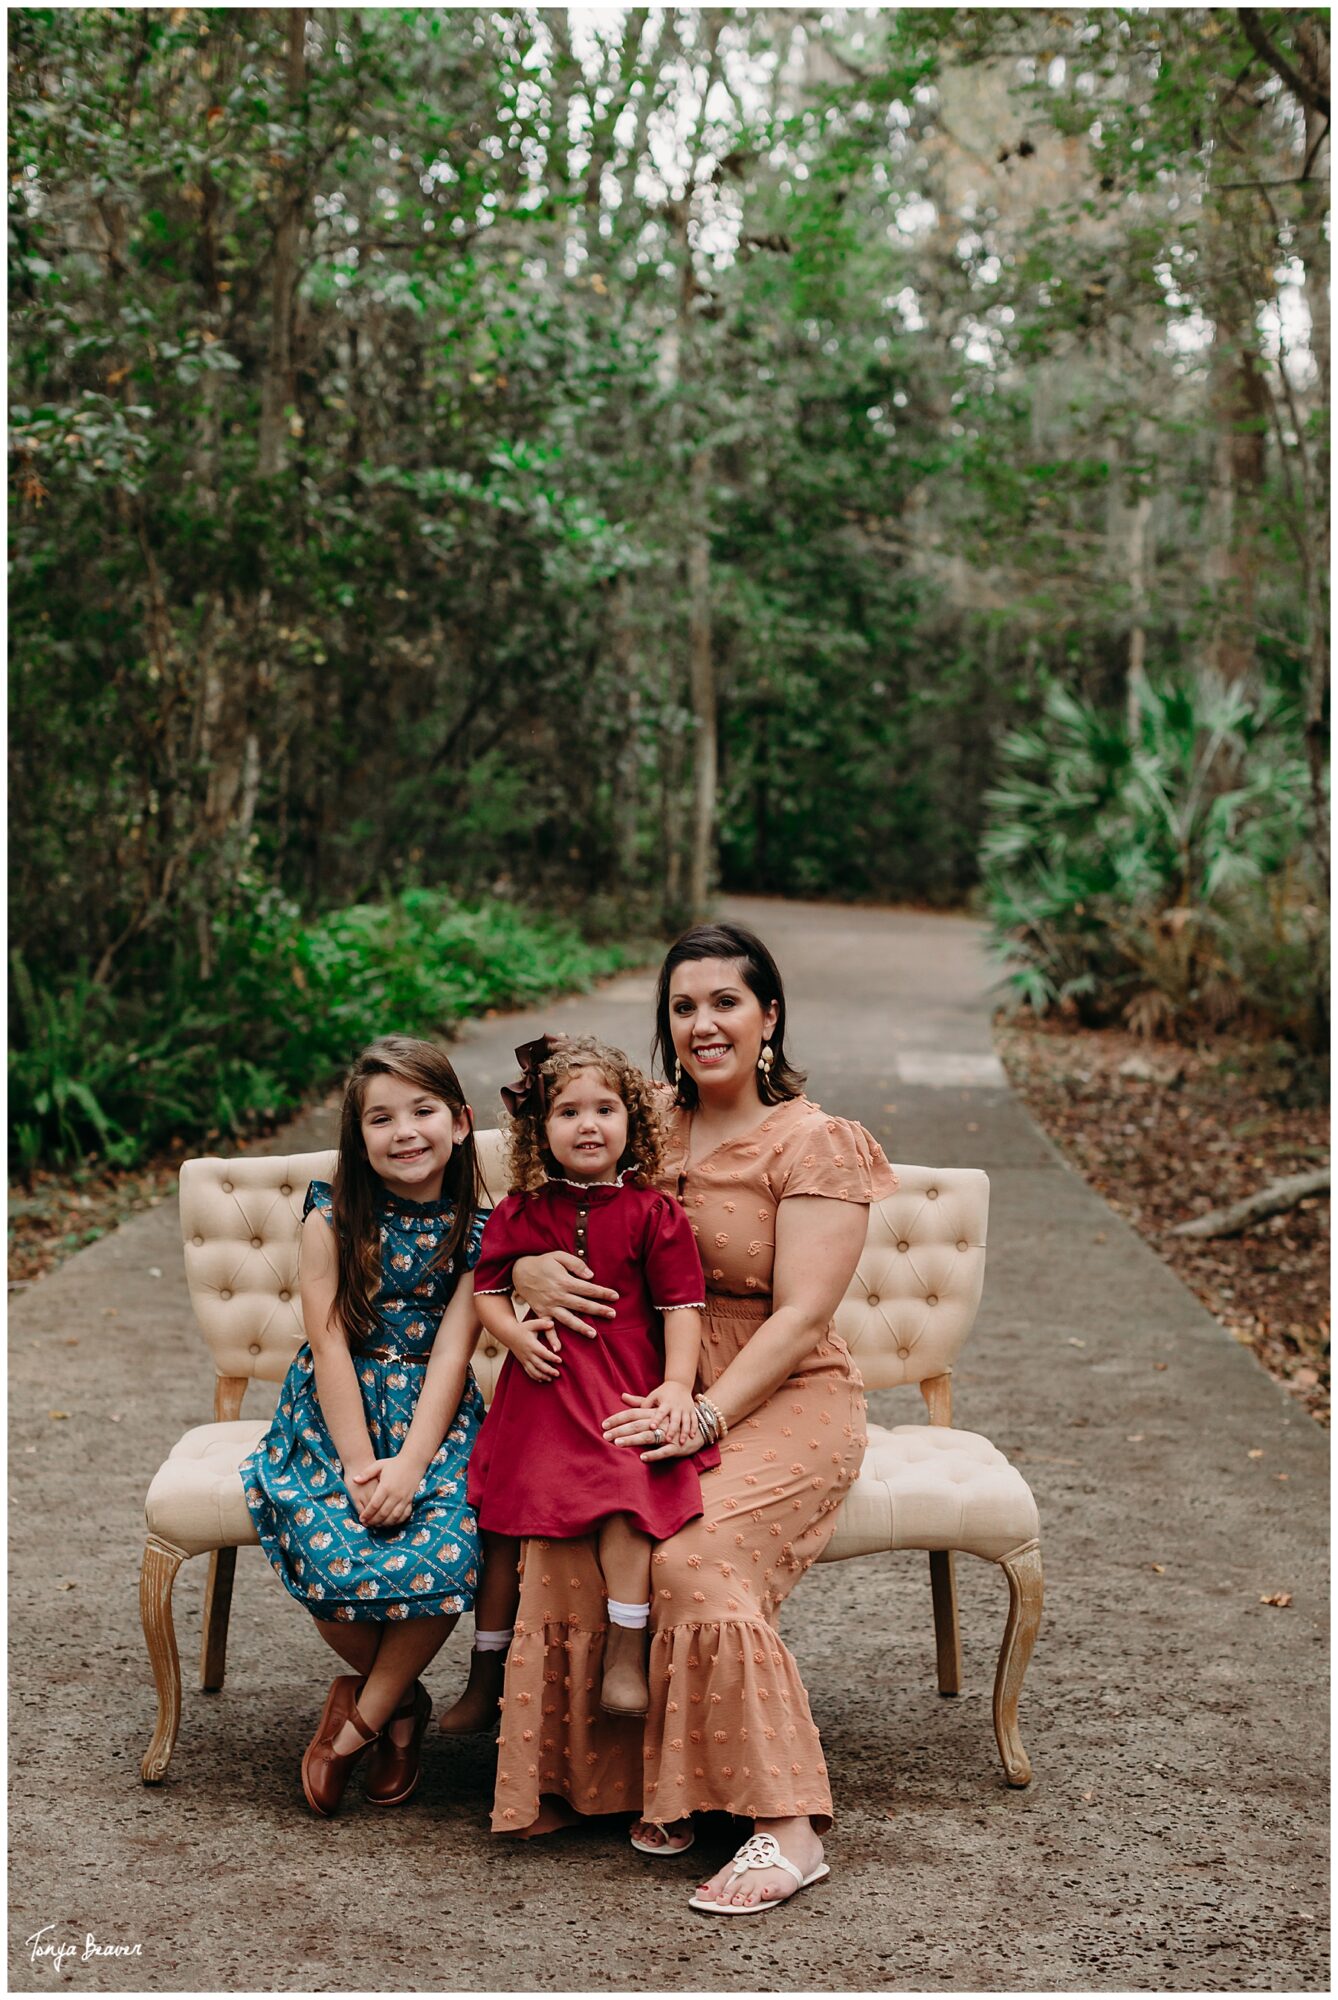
top-left (178, 1132), bottom-right (513, 1405)
top-left (832, 1165), bottom-right (988, 1392)
top-left (179, 1141), bottom-right (987, 1414)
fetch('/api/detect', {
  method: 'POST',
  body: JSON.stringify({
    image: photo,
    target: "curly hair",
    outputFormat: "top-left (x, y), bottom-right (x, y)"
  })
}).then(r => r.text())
top-left (504, 1035), bottom-right (665, 1194)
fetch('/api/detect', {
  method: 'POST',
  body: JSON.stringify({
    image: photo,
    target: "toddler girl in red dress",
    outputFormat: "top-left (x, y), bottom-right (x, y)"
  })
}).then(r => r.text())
top-left (457, 1033), bottom-right (716, 1718)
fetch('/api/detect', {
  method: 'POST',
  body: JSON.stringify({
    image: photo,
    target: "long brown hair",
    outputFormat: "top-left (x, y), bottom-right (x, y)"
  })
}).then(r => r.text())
top-left (505, 1036), bottom-right (665, 1194)
top-left (652, 921), bottom-right (806, 1110)
top-left (330, 1037), bottom-right (484, 1350)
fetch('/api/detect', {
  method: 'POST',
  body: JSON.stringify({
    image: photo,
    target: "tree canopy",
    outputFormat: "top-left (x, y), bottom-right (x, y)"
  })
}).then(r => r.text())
top-left (9, 8), bottom-right (1330, 1163)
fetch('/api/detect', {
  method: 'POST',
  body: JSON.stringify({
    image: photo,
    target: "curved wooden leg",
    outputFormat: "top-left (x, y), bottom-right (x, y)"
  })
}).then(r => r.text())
top-left (200, 1547), bottom-right (237, 1693)
top-left (928, 1550), bottom-right (962, 1695)
top-left (993, 1539), bottom-right (1043, 1787)
top-left (140, 1535), bottom-right (186, 1783)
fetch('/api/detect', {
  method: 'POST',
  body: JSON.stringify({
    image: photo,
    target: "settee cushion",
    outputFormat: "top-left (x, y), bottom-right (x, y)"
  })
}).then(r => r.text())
top-left (145, 1421), bottom-right (269, 1559)
top-left (819, 1421), bottom-right (1039, 1565)
top-left (146, 1417), bottom-right (1037, 1568)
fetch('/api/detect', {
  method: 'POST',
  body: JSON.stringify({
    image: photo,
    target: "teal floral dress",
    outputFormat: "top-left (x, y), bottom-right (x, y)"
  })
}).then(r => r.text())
top-left (240, 1179), bottom-right (487, 1623)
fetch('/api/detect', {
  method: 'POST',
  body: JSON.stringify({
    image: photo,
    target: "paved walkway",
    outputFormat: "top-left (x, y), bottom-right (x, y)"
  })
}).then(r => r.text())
top-left (9, 897), bottom-right (1328, 1991)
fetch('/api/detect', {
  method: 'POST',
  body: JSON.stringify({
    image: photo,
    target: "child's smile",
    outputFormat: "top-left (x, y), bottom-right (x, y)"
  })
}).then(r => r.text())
top-left (545, 1067), bottom-right (629, 1183)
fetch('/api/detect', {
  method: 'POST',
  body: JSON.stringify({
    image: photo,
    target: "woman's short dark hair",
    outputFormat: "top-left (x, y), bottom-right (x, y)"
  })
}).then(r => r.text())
top-left (652, 922), bottom-right (805, 1110)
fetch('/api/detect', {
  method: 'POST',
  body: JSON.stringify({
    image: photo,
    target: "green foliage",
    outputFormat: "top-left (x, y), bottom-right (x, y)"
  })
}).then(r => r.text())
top-left (9, 892), bottom-right (640, 1172)
top-left (982, 672), bottom-right (1327, 1047)
top-left (6, 8), bottom-right (1329, 1174)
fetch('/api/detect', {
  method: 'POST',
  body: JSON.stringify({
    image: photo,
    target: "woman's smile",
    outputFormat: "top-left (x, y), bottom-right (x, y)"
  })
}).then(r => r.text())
top-left (691, 1041), bottom-right (733, 1067)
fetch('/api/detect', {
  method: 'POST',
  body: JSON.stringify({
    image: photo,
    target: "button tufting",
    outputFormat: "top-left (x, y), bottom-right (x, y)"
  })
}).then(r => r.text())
top-left (192, 1234), bottom-right (203, 1247)
top-left (251, 1236), bottom-right (263, 1249)
top-left (926, 1293), bottom-right (938, 1306)
top-left (219, 1288), bottom-right (232, 1301)
top-left (897, 1240), bottom-right (909, 1252)
top-left (280, 1184), bottom-right (292, 1196)
top-left (483, 1342), bottom-right (499, 1359)
top-left (898, 1345), bottom-right (910, 1358)
top-left (279, 1290), bottom-right (291, 1303)
top-left (866, 1293), bottom-right (880, 1307)
top-left (926, 1187), bottom-right (938, 1199)
top-left (248, 1342), bottom-right (261, 1355)
top-left (221, 1180), bottom-right (233, 1193)
top-left (957, 1239), bottom-right (968, 1252)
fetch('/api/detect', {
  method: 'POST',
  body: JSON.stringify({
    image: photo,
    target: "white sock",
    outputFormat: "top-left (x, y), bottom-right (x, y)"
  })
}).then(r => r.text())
top-left (474, 1627), bottom-right (513, 1653)
top-left (607, 1598), bottom-right (650, 1630)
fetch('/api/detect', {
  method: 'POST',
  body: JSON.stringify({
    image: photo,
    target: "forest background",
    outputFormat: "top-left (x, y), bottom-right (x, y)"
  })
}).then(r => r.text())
top-left (8, 5), bottom-right (1330, 1179)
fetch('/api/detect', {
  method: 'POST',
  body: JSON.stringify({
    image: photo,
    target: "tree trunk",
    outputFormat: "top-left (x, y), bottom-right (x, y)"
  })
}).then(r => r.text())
top-left (661, 642), bottom-right (686, 916)
top-left (258, 9), bottom-right (307, 479)
top-left (609, 574), bottom-right (642, 888)
top-left (1293, 18), bottom-right (1331, 891)
top-left (686, 447), bottom-right (716, 915)
top-left (1204, 311), bottom-right (1268, 682)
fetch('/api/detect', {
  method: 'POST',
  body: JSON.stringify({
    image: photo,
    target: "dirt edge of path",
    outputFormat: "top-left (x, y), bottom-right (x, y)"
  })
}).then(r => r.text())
top-left (995, 1014), bottom-right (1330, 1427)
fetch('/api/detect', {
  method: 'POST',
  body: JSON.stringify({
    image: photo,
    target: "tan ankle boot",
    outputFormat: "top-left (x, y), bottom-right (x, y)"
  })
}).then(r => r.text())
top-left (438, 1648), bottom-right (507, 1735)
top-left (600, 1622), bottom-right (649, 1716)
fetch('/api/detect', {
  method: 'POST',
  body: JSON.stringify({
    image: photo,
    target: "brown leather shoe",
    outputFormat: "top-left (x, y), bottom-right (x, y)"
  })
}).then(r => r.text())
top-left (600, 1622), bottom-right (649, 1716)
top-left (365, 1681), bottom-right (432, 1806)
top-left (301, 1674), bottom-right (379, 1817)
top-left (438, 1649), bottom-right (507, 1735)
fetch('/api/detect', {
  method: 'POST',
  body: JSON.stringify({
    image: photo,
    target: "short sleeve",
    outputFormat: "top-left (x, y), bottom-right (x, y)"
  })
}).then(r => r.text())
top-left (303, 1179), bottom-right (335, 1228)
top-left (777, 1113), bottom-right (898, 1205)
top-left (461, 1207), bottom-right (489, 1272)
top-left (641, 1193), bottom-right (707, 1310)
top-left (471, 1196), bottom-right (522, 1295)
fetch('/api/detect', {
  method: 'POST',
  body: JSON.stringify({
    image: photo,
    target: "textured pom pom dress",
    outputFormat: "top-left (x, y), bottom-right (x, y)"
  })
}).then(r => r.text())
top-left (468, 1178), bottom-right (717, 1541)
top-left (240, 1179), bottom-right (486, 1623)
top-left (490, 1097), bottom-right (896, 1834)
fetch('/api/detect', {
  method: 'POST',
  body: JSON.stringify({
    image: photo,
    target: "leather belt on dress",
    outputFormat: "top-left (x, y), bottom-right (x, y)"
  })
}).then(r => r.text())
top-left (361, 1348), bottom-right (429, 1365)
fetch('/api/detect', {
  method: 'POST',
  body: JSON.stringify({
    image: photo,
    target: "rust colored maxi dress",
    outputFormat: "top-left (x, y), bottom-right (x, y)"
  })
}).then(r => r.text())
top-left (490, 1095), bottom-right (897, 1835)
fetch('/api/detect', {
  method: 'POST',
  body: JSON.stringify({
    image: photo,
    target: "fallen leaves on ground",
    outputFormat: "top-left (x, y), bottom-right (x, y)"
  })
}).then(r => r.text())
top-left (8, 1154), bottom-right (186, 1286)
top-left (1259, 1592), bottom-right (1293, 1608)
top-left (996, 1018), bottom-right (1329, 1427)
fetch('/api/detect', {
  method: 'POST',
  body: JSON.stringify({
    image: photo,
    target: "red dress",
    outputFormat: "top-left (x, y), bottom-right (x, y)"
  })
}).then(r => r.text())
top-left (467, 1178), bottom-right (719, 1540)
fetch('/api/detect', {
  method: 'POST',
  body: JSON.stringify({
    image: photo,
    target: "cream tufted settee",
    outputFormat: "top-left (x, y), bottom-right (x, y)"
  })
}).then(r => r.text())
top-left (140, 1135), bottom-right (1042, 1788)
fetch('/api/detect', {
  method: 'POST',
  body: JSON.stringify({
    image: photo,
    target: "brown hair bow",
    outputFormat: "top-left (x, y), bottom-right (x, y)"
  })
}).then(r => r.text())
top-left (500, 1034), bottom-right (562, 1120)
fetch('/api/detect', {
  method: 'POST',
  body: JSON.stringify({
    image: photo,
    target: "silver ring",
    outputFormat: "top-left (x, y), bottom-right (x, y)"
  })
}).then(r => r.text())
top-left (652, 1428), bottom-right (665, 1446)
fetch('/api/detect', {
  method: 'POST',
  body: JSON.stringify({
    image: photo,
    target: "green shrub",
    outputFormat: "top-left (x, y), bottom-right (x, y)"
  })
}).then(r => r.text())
top-left (10, 891), bottom-right (645, 1174)
top-left (981, 670), bottom-right (1328, 1049)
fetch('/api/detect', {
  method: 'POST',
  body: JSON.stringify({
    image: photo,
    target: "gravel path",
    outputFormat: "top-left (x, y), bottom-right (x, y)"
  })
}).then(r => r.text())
top-left (8, 896), bottom-right (1328, 1991)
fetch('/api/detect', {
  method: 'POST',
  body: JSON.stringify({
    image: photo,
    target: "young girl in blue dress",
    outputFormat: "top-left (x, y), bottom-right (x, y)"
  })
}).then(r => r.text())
top-left (241, 1036), bottom-right (487, 1817)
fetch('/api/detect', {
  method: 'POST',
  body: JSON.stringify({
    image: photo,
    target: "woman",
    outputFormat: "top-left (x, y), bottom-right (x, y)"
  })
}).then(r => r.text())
top-left (492, 922), bottom-right (896, 1914)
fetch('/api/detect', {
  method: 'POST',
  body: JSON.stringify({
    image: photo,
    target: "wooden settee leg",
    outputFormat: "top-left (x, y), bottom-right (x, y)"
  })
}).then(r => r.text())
top-left (928, 1550), bottom-right (962, 1695)
top-left (140, 1534), bottom-right (186, 1783)
top-left (200, 1547), bottom-right (238, 1692)
top-left (993, 1539), bottom-right (1044, 1787)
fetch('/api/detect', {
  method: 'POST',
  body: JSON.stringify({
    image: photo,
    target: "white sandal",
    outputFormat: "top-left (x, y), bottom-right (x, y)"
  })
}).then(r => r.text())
top-left (630, 1818), bottom-right (695, 1857)
top-left (688, 1831), bottom-right (830, 1915)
